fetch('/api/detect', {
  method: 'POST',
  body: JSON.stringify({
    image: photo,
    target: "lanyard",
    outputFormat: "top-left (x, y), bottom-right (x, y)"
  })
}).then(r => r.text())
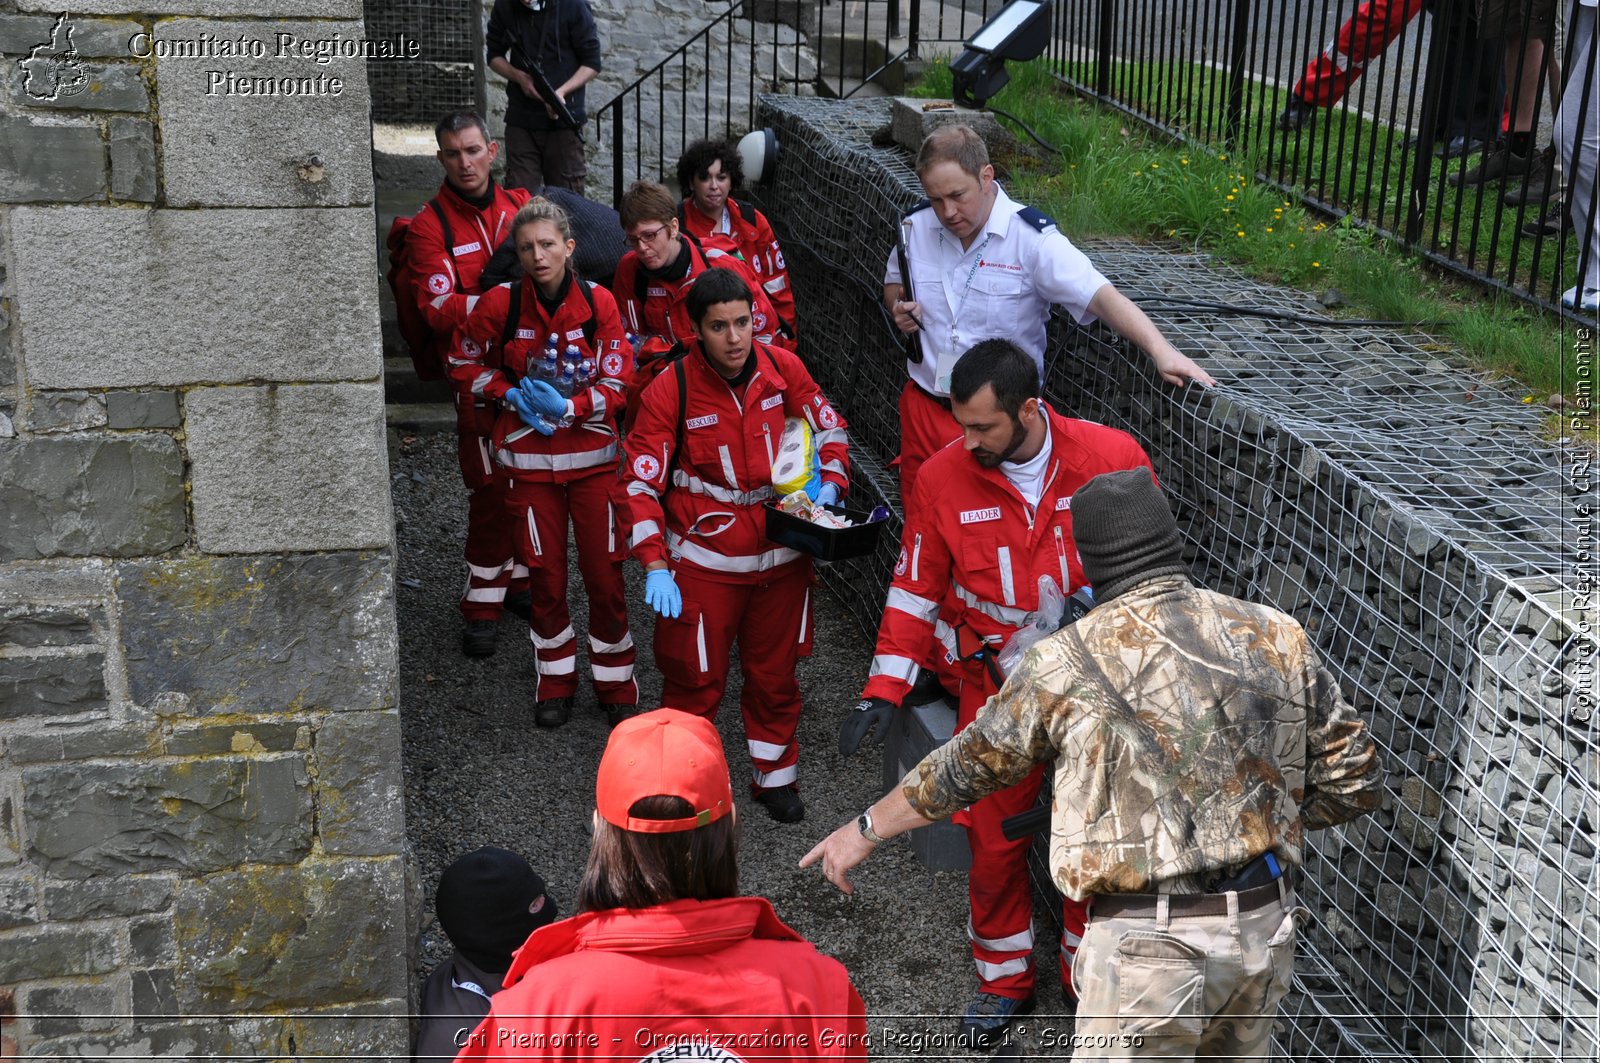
top-left (947, 232), bottom-right (995, 350)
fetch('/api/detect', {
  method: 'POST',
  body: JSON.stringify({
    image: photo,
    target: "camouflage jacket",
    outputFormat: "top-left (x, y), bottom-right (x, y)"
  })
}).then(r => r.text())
top-left (902, 575), bottom-right (1382, 900)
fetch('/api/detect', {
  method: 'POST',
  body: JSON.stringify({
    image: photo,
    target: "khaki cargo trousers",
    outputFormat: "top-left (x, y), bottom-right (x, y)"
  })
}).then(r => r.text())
top-left (1070, 885), bottom-right (1307, 1061)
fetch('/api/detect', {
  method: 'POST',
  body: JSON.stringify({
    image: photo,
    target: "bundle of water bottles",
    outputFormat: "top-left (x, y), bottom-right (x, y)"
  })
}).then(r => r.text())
top-left (511, 332), bottom-right (633, 434)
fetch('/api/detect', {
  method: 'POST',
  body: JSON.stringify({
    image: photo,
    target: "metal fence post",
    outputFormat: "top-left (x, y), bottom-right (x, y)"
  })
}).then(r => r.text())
top-left (909, 0), bottom-right (921, 60)
top-left (612, 104), bottom-right (625, 211)
top-left (1407, 0), bottom-right (1456, 245)
top-left (1095, 0), bottom-right (1114, 98)
top-left (1223, 0), bottom-right (1251, 145)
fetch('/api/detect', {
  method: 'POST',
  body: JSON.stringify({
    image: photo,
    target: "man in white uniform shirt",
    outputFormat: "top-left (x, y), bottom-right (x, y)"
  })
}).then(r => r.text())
top-left (884, 125), bottom-right (1214, 502)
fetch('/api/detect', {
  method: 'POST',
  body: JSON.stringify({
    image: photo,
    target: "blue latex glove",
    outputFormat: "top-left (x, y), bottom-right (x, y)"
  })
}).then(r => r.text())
top-left (503, 388), bottom-right (553, 434)
top-left (520, 378), bottom-right (568, 420)
top-left (644, 568), bottom-right (682, 618)
top-left (814, 482), bottom-right (841, 508)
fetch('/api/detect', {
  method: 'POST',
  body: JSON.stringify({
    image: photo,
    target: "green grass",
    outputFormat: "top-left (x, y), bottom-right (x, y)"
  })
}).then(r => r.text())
top-left (908, 58), bottom-right (1584, 408)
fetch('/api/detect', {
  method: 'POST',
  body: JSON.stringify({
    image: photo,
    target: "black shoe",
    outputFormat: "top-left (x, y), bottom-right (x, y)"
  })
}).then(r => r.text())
top-left (1503, 146), bottom-right (1555, 206)
top-left (959, 992), bottom-right (1036, 1053)
top-left (605, 703), bottom-right (641, 728)
top-left (461, 620), bottom-right (498, 658)
top-left (753, 785), bottom-right (805, 823)
top-left (903, 669), bottom-right (953, 707)
top-left (534, 697), bottom-right (573, 728)
top-left (1275, 100), bottom-right (1315, 133)
top-left (1520, 200), bottom-right (1568, 237)
top-left (1434, 134), bottom-right (1487, 159)
top-left (1448, 145), bottom-right (1534, 187)
top-left (504, 590), bottom-right (532, 621)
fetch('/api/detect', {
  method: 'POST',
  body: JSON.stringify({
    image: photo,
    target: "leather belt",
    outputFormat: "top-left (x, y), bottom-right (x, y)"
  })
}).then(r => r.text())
top-left (1090, 873), bottom-right (1292, 921)
top-left (911, 381), bottom-right (952, 411)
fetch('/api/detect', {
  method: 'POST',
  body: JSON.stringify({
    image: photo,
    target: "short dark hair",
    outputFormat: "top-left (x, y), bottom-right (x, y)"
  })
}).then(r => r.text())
top-left (676, 138), bottom-right (744, 198)
top-left (950, 339), bottom-right (1039, 419)
top-left (435, 111), bottom-right (491, 145)
top-left (685, 267), bottom-right (753, 325)
top-left (577, 795), bottom-right (740, 912)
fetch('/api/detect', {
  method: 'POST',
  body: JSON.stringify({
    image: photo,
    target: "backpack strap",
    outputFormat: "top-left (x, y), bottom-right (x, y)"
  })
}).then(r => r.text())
top-left (661, 348), bottom-right (690, 500)
top-left (427, 200), bottom-right (461, 293)
top-left (498, 281), bottom-right (524, 386)
top-left (578, 278), bottom-right (599, 349)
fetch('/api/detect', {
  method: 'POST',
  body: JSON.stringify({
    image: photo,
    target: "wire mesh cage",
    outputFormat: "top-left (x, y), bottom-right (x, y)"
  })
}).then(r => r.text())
top-left (757, 92), bottom-right (1597, 1062)
top-left (364, 1), bottom-right (478, 123)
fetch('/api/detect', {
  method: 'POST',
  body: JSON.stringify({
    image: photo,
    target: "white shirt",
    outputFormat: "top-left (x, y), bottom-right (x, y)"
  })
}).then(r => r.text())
top-left (884, 184), bottom-right (1111, 396)
top-left (999, 427), bottom-right (1053, 509)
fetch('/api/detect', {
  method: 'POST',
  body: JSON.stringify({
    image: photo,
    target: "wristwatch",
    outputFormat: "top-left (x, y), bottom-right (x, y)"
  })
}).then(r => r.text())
top-left (857, 810), bottom-right (886, 846)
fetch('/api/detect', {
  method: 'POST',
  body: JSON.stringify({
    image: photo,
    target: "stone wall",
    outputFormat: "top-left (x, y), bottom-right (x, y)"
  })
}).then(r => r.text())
top-left (756, 94), bottom-right (1598, 1063)
top-left (0, 2), bottom-right (407, 1058)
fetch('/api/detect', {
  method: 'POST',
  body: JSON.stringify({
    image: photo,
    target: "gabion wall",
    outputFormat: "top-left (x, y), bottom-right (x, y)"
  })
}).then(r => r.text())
top-left (756, 93), bottom-right (1598, 1063)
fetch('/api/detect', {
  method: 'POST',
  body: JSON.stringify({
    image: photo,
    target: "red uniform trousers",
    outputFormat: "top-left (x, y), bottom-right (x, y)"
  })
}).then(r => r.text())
top-left (652, 560), bottom-right (814, 792)
top-left (1292, 0), bottom-right (1424, 108)
top-left (456, 398), bottom-right (525, 622)
top-left (955, 664), bottom-right (1090, 1000)
top-left (504, 471), bottom-right (636, 704)
top-left (897, 380), bottom-right (967, 693)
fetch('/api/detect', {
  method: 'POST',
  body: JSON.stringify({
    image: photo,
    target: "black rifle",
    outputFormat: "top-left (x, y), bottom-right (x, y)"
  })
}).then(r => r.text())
top-left (509, 40), bottom-right (581, 133)
top-left (1001, 804), bottom-right (1050, 841)
top-left (895, 218), bottom-right (924, 365)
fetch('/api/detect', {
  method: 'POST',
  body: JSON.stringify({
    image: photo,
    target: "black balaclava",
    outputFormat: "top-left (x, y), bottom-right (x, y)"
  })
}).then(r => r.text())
top-left (435, 845), bottom-right (559, 974)
top-left (1071, 468), bottom-right (1189, 604)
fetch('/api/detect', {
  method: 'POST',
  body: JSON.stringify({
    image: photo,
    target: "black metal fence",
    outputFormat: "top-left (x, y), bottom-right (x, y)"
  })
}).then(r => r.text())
top-left (363, 0), bottom-right (480, 123)
top-left (584, 0), bottom-right (1593, 314)
top-left (995, 0), bottom-right (1596, 318)
top-left (587, 0), bottom-right (917, 206)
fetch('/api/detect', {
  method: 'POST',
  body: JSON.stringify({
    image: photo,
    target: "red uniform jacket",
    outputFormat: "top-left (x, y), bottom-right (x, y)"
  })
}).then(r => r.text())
top-left (406, 179), bottom-right (531, 338)
top-left (447, 271), bottom-right (628, 484)
top-left (406, 180), bottom-right (531, 436)
top-left (611, 237), bottom-right (791, 354)
top-left (864, 408), bottom-right (1154, 705)
top-left (456, 897), bottom-right (868, 1060)
top-left (679, 197), bottom-right (799, 337)
top-left (620, 342), bottom-right (848, 581)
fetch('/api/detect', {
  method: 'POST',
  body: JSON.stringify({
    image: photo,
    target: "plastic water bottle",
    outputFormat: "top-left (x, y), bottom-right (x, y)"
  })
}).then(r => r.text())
top-left (577, 358), bottom-right (596, 384)
top-left (625, 331), bottom-right (640, 354)
top-left (540, 334), bottom-right (560, 380)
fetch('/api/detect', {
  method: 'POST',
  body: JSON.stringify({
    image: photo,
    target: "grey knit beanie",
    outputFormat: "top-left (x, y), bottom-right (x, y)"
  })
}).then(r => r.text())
top-left (1072, 468), bottom-right (1188, 603)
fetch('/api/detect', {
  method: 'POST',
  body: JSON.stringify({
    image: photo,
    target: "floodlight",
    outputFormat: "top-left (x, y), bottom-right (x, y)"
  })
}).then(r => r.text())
top-left (950, 0), bottom-right (1053, 107)
top-left (737, 127), bottom-right (779, 183)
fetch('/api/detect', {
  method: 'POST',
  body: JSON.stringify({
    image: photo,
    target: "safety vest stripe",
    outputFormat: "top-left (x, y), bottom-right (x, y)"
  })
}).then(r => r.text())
top-left (666, 533), bottom-right (800, 573)
top-left (535, 656), bottom-right (577, 676)
top-left (997, 545), bottom-right (1016, 606)
top-left (496, 442), bottom-right (618, 471)
top-left (470, 370), bottom-right (495, 395)
top-left (591, 663), bottom-right (634, 683)
top-left (748, 738), bottom-right (788, 761)
top-left (952, 582), bottom-right (1038, 629)
top-left (814, 427), bottom-right (847, 448)
top-left (886, 587), bottom-right (940, 622)
top-left (668, 472), bottom-right (774, 505)
top-left (464, 587), bottom-right (506, 603)
top-left (629, 519), bottom-right (660, 548)
top-left (468, 561), bottom-right (511, 580)
top-left (869, 654), bottom-right (919, 682)
top-left (974, 956), bottom-right (1030, 981)
top-left (589, 631), bottom-right (635, 655)
top-left (753, 764), bottom-right (798, 788)
top-left (529, 624), bottom-right (576, 651)
top-left (969, 919), bottom-right (1035, 953)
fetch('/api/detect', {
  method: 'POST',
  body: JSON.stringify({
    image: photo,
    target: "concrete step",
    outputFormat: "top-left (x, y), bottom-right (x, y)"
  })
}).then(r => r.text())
top-left (387, 402), bottom-right (457, 433)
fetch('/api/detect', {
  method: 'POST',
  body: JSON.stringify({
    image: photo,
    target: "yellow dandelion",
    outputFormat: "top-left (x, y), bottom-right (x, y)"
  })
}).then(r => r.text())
top-left (1522, 395), bottom-right (1535, 404)
top-left (1151, 163), bottom-right (1160, 169)
top-left (1226, 194), bottom-right (1235, 201)
top-left (1181, 158), bottom-right (1189, 165)
top-left (1219, 154), bottom-right (1228, 161)
top-left (1311, 261), bottom-right (1321, 267)
top-left (1289, 243), bottom-right (1296, 248)
top-left (1266, 227), bottom-right (1274, 233)
top-left (1237, 231), bottom-right (1245, 237)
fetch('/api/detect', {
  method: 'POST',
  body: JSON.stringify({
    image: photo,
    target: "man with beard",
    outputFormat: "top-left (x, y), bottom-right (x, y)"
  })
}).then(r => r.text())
top-left (836, 339), bottom-right (1152, 1048)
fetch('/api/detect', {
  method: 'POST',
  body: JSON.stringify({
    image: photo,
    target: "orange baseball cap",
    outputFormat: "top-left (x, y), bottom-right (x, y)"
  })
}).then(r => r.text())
top-left (596, 709), bottom-right (734, 833)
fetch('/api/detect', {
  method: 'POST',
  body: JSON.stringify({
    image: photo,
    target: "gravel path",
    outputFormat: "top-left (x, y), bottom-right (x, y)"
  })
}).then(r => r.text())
top-left (393, 429), bottom-right (1081, 1059)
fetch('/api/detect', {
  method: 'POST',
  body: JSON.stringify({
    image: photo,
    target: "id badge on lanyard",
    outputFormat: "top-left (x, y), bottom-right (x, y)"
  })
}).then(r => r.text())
top-left (934, 233), bottom-right (994, 395)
